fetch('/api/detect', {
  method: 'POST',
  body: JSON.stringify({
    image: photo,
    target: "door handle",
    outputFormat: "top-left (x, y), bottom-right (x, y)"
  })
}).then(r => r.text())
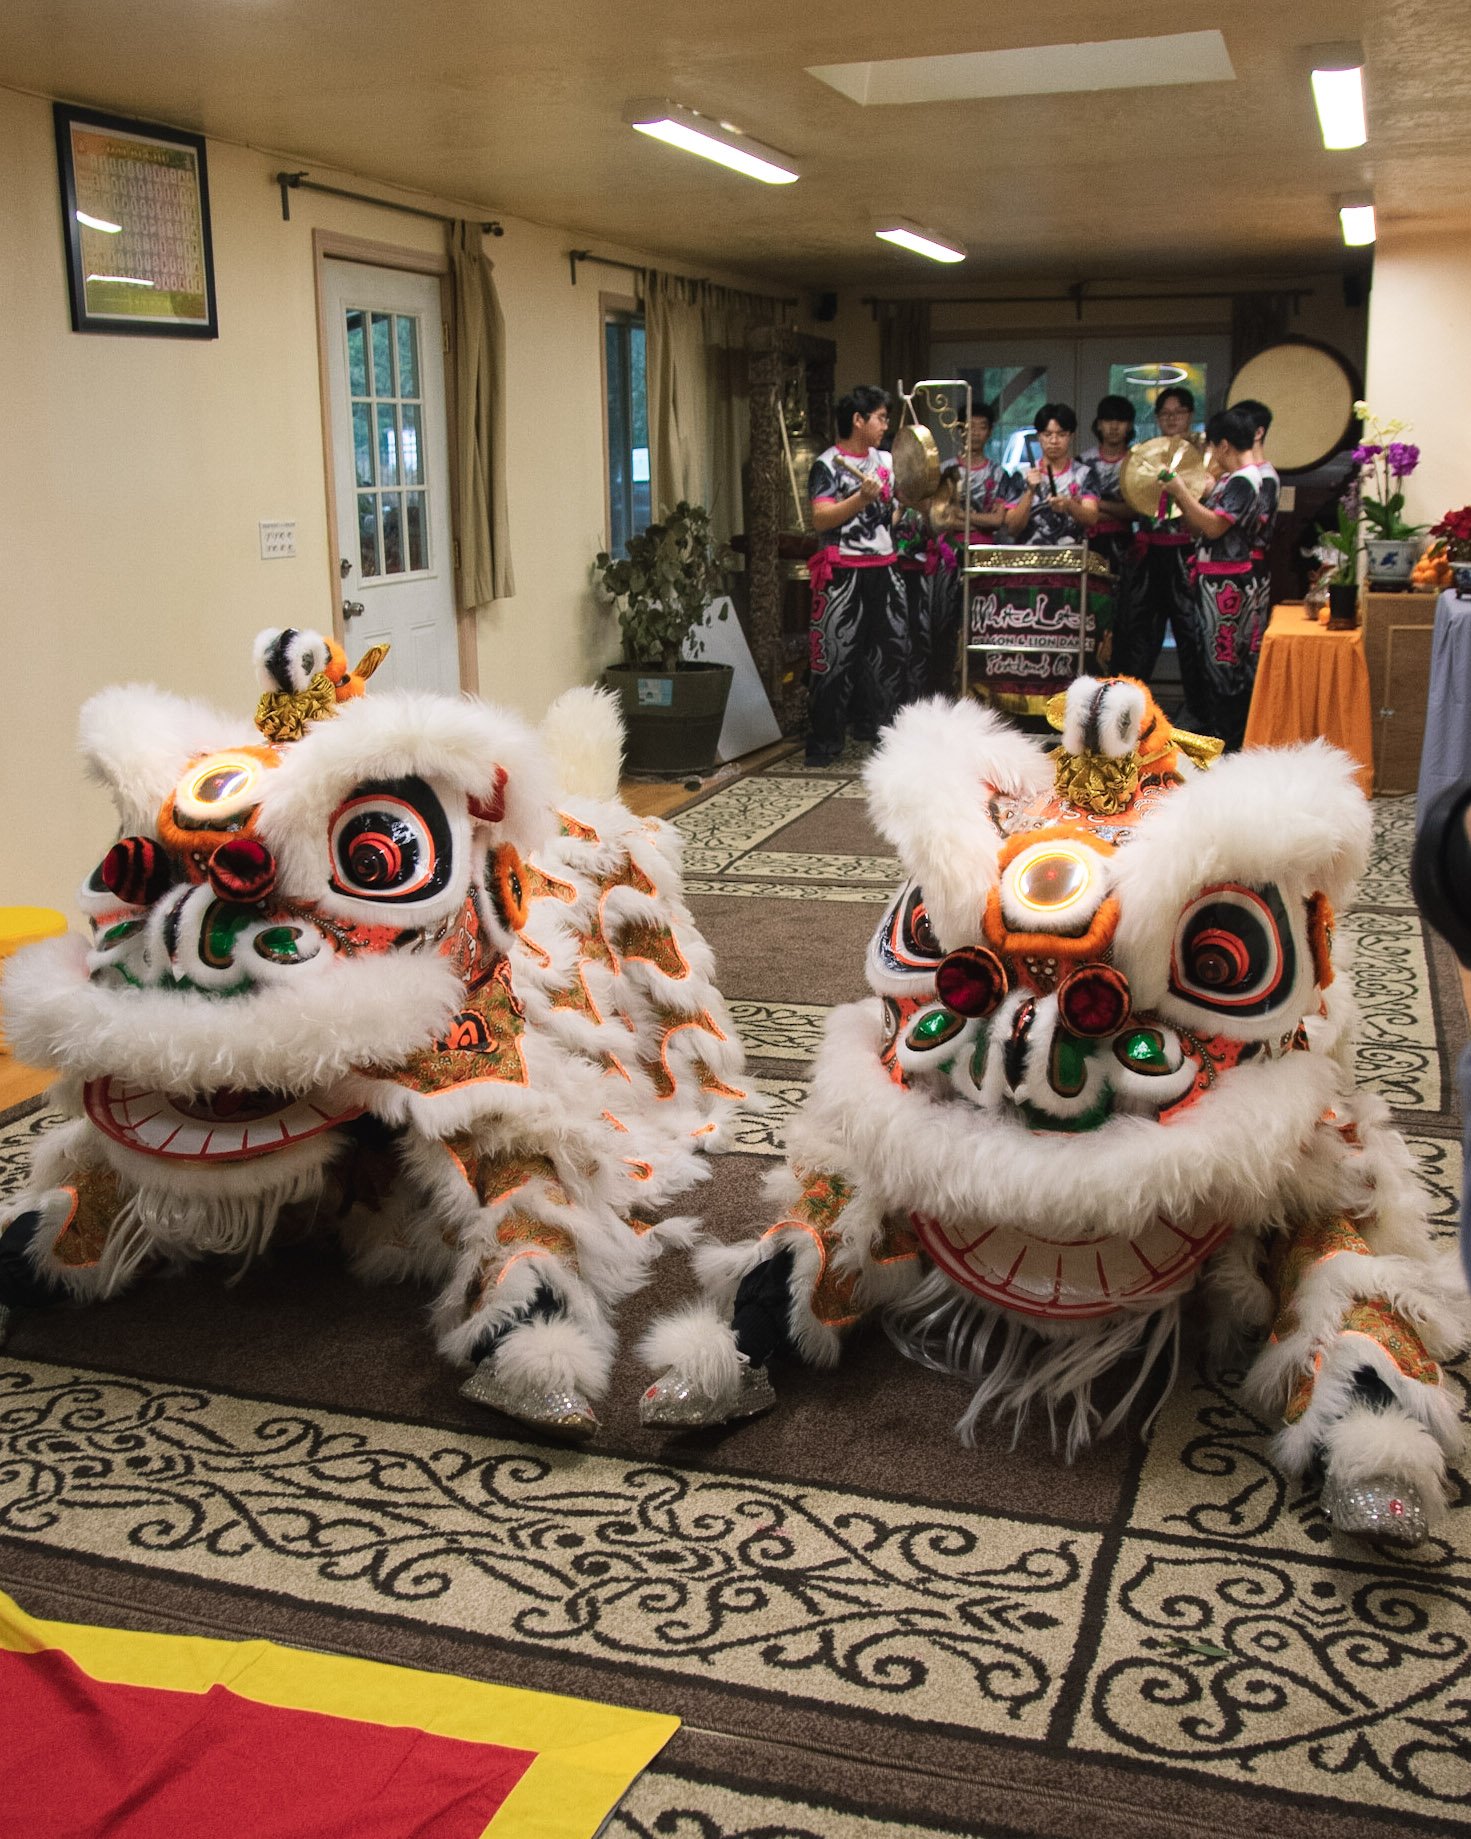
top-left (342, 600), bottom-right (365, 620)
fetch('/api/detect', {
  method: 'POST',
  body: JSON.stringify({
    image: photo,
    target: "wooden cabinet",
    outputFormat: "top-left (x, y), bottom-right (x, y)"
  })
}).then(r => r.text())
top-left (1361, 590), bottom-right (1438, 794)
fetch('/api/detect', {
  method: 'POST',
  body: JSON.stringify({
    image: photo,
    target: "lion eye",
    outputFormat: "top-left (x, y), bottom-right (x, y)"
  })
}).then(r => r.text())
top-left (329, 776), bottom-right (452, 903)
top-left (1170, 885), bottom-right (1295, 1016)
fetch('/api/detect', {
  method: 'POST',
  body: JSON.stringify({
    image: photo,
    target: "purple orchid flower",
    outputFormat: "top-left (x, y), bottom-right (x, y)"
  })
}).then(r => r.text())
top-left (1351, 443), bottom-right (1383, 464)
top-left (1341, 478), bottom-right (1362, 517)
top-left (1387, 441), bottom-right (1420, 478)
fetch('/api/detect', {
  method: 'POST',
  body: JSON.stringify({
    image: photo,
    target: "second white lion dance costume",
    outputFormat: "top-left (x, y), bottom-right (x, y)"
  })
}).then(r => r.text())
top-left (641, 678), bottom-right (1469, 1550)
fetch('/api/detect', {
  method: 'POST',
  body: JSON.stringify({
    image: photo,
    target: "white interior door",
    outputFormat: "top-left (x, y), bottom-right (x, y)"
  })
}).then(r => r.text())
top-left (324, 260), bottom-right (459, 694)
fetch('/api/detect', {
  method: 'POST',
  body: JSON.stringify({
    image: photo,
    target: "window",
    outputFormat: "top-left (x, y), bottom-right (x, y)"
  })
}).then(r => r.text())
top-left (1108, 362), bottom-right (1210, 439)
top-left (346, 307), bottom-right (428, 577)
top-left (957, 365), bottom-right (1053, 472)
top-left (605, 313), bottom-right (651, 556)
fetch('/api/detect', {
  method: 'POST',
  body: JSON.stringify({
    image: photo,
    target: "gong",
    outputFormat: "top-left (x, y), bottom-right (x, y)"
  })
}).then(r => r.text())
top-left (1227, 339), bottom-right (1359, 473)
top-left (1120, 435), bottom-right (1214, 520)
top-left (891, 423), bottom-right (941, 506)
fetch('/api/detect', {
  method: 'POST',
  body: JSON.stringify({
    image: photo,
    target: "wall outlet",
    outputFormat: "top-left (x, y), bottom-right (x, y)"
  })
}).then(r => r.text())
top-left (259, 520), bottom-right (297, 560)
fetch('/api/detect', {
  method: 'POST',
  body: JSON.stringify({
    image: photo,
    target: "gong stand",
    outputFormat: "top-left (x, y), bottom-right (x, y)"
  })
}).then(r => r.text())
top-left (897, 378), bottom-right (974, 699)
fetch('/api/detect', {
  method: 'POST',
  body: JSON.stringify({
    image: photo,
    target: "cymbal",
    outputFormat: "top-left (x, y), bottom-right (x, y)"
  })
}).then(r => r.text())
top-left (892, 423), bottom-right (941, 507)
top-left (1121, 435), bottom-right (1212, 520)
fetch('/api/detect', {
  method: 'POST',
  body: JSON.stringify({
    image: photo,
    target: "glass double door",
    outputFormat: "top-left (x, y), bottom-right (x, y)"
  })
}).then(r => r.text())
top-left (930, 335), bottom-right (1232, 469)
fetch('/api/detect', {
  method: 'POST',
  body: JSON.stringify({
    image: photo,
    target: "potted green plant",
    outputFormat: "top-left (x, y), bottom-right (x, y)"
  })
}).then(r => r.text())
top-left (1350, 402), bottom-right (1427, 590)
top-left (1316, 501), bottom-right (1361, 628)
top-left (597, 502), bottom-right (735, 774)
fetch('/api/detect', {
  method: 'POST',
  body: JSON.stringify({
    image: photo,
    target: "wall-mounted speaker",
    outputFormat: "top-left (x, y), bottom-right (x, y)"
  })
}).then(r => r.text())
top-left (812, 291), bottom-right (838, 322)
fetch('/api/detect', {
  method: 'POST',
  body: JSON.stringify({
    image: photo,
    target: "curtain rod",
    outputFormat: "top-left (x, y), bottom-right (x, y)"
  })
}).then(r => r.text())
top-left (863, 283), bottom-right (1312, 320)
top-left (567, 248), bottom-right (797, 304)
top-left (276, 171), bottom-right (503, 234)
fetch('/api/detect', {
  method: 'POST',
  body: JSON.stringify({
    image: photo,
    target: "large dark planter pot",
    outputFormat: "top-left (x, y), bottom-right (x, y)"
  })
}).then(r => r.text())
top-left (1326, 582), bottom-right (1360, 630)
top-left (604, 662), bottom-right (734, 774)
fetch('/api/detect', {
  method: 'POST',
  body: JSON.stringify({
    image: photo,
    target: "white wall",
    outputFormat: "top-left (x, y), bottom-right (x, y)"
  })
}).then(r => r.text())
top-left (1, 83), bottom-right (791, 917)
top-left (1364, 228), bottom-right (1471, 530)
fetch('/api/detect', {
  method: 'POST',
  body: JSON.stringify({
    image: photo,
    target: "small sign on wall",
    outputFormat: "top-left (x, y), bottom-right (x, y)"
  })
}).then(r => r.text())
top-left (54, 101), bottom-right (218, 339)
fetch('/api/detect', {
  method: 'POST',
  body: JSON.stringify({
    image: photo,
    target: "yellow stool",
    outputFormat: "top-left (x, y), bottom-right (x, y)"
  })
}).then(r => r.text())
top-left (0, 907), bottom-right (66, 1069)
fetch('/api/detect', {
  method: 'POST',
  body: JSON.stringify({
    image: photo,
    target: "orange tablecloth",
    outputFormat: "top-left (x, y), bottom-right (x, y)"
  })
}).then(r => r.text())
top-left (1242, 602), bottom-right (1374, 794)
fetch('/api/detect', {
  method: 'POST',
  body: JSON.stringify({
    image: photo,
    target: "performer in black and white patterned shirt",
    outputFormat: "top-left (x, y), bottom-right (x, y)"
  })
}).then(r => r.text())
top-left (1232, 396), bottom-right (1281, 659)
top-left (805, 385), bottom-right (909, 765)
top-left (1003, 403), bottom-right (1101, 546)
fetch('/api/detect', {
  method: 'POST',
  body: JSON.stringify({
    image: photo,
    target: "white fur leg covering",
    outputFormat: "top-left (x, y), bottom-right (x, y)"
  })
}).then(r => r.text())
top-left (433, 1242), bottom-right (618, 1398)
top-left (1315, 1402), bottom-right (1453, 1526)
top-left (636, 1302), bottom-right (745, 1394)
top-left (493, 1311), bottom-right (618, 1402)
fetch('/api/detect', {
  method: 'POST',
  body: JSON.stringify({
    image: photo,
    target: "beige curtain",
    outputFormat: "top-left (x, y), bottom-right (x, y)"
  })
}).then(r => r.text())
top-left (642, 270), bottom-right (785, 545)
top-left (447, 222), bottom-right (515, 605)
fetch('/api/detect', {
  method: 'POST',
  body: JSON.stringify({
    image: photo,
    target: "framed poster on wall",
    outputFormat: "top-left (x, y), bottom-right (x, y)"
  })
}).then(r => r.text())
top-left (54, 102), bottom-right (218, 338)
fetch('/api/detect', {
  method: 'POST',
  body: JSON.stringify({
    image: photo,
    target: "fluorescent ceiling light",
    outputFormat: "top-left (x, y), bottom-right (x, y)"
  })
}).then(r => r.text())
top-left (76, 210), bottom-right (121, 233)
top-left (809, 31), bottom-right (1234, 106)
top-left (625, 99), bottom-right (798, 184)
top-left (1338, 196), bottom-right (1376, 246)
top-left (875, 220), bottom-right (966, 264)
top-left (1309, 44), bottom-right (1366, 148)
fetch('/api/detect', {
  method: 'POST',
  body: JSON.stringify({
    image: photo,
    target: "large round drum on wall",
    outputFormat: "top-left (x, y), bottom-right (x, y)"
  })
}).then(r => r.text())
top-left (1227, 339), bottom-right (1359, 472)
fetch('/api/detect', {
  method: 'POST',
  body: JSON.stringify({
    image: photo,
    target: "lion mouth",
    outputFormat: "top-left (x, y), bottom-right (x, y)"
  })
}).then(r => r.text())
top-left (910, 1210), bottom-right (1233, 1319)
top-left (83, 1077), bottom-right (361, 1162)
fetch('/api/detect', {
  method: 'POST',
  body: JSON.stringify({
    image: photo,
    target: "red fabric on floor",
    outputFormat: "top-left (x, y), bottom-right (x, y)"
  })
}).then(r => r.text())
top-left (0, 1645), bottom-right (537, 1837)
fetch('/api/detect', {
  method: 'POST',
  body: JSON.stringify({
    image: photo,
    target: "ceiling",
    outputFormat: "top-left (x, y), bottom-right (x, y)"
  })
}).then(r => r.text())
top-left (4, 0), bottom-right (1469, 287)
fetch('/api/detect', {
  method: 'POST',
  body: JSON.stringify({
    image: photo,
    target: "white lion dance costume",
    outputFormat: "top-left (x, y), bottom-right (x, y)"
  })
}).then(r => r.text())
top-left (642, 678), bottom-right (1469, 1551)
top-left (0, 629), bottom-right (745, 1439)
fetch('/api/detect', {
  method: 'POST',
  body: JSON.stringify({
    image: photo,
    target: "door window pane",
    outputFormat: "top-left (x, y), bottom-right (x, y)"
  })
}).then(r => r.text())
top-left (382, 494), bottom-right (404, 573)
top-left (357, 494), bottom-right (379, 576)
top-left (400, 403), bottom-right (423, 485)
top-left (371, 313), bottom-right (394, 395)
top-left (345, 304), bottom-right (431, 577)
top-left (352, 402), bottom-right (374, 487)
top-left (406, 491), bottom-right (427, 571)
top-left (346, 311), bottom-right (368, 396)
top-left (396, 316), bottom-right (420, 399)
top-left (376, 403), bottom-right (399, 486)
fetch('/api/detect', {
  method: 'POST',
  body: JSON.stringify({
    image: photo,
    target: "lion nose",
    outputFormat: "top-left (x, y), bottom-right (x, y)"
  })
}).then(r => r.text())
top-left (1002, 997), bottom-right (1037, 1091)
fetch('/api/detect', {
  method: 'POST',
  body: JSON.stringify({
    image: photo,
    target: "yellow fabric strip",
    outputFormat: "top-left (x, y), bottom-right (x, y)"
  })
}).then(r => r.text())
top-left (0, 1588), bottom-right (677, 1839)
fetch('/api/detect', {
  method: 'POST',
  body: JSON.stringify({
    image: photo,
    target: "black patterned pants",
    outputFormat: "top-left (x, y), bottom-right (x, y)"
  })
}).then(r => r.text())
top-left (1113, 540), bottom-right (1193, 684)
top-left (807, 561), bottom-right (910, 762)
top-left (902, 563), bottom-right (961, 701)
top-left (1176, 567), bottom-right (1258, 752)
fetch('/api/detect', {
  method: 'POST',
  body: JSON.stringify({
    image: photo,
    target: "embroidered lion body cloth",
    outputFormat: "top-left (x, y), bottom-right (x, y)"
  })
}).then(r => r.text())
top-left (0, 645), bottom-right (745, 1437)
top-left (642, 680), bottom-right (1469, 1549)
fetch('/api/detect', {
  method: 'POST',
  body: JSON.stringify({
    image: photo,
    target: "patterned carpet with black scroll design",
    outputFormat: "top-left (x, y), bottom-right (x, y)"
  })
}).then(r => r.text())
top-left (0, 764), bottom-right (1466, 1838)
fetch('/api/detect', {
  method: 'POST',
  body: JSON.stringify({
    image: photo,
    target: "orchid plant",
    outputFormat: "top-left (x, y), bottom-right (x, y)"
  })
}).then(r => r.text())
top-left (1350, 401), bottom-right (1426, 543)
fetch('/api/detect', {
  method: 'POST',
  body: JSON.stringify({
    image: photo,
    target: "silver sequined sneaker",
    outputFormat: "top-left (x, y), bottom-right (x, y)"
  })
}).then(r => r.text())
top-left (459, 1359), bottom-right (600, 1441)
top-left (1320, 1469), bottom-right (1429, 1550)
top-left (639, 1361), bottom-right (776, 1429)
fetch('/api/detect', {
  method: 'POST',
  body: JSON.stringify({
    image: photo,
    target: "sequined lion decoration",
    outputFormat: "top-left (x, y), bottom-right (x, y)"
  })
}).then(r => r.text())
top-left (0, 629), bottom-right (746, 1439)
top-left (640, 677), bottom-right (1469, 1551)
